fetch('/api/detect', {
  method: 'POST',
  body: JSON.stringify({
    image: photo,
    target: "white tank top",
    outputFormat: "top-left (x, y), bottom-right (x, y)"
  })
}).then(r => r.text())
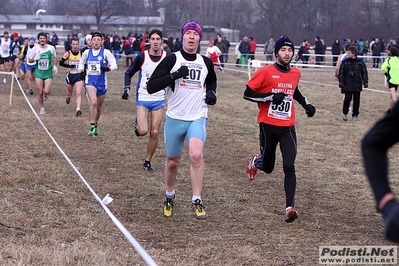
top-left (26, 45), bottom-right (37, 66)
top-left (137, 50), bottom-right (166, 101)
top-left (166, 51), bottom-right (209, 120)
top-left (0, 38), bottom-right (11, 58)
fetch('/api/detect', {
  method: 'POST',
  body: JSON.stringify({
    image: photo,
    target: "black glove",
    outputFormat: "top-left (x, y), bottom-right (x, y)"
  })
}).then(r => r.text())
top-left (122, 87), bottom-right (131, 100)
top-left (79, 72), bottom-right (86, 80)
top-left (171, 66), bottom-right (189, 80)
top-left (305, 104), bottom-right (316, 117)
top-left (100, 66), bottom-right (110, 72)
top-left (205, 90), bottom-right (217, 105)
top-left (272, 92), bottom-right (287, 105)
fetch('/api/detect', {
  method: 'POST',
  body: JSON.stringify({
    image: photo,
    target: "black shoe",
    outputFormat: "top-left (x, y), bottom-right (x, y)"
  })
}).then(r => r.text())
top-left (134, 117), bottom-right (140, 136)
top-left (382, 200), bottom-right (399, 243)
top-left (143, 161), bottom-right (155, 173)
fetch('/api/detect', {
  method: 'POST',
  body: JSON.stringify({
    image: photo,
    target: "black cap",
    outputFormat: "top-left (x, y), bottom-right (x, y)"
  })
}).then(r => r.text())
top-left (91, 32), bottom-right (102, 39)
top-left (274, 35), bottom-right (295, 56)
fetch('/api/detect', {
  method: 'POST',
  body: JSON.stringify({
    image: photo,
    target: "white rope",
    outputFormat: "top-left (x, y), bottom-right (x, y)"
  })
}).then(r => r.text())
top-left (219, 64), bottom-right (389, 94)
top-left (3, 71), bottom-right (158, 266)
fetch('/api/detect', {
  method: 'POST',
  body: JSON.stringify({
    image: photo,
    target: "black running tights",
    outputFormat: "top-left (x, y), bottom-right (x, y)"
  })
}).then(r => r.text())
top-left (362, 101), bottom-right (399, 205)
top-left (254, 123), bottom-right (297, 207)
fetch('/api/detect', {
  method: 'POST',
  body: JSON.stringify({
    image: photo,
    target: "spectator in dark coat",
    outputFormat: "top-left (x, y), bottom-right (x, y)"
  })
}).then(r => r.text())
top-left (331, 39), bottom-right (341, 66)
top-left (338, 46), bottom-right (368, 121)
top-left (314, 36), bottom-right (324, 65)
top-left (238, 36), bottom-right (250, 67)
top-left (372, 38), bottom-right (382, 68)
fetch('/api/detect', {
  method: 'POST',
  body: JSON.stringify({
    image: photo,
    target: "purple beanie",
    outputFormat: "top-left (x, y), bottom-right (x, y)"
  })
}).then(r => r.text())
top-left (181, 21), bottom-right (202, 42)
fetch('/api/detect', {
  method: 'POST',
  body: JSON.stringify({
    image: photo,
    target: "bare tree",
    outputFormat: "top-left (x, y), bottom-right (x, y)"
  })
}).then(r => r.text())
top-left (255, 0), bottom-right (300, 40)
top-left (67, 0), bottom-right (127, 31)
top-left (375, 0), bottom-right (399, 38)
top-left (45, 0), bottom-right (70, 15)
top-left (0, 0), bottom-right (12, 15)
top-left (3, 0), bottom-right (399, 44)
top-left (9, 0), bottom-right (46, 15)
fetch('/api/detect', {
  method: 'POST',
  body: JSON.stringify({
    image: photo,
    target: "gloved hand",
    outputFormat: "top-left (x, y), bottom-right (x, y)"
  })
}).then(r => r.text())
top-left (272, 92), bottom-right (287, 105)
top-left (33, 53), bottom-right (41, 61)
top-left (205, 90), bottom-right (217, 105)
top-left (305, 104), bottom-right (316, 117)
top-left (79, 71), bottom-right (86, 80)
top-left (171, 66), bottom-right (189, 80)
top-left (100, 66), bottom-right (110, 72)
top-left (53, 66), bottom-right (58, 74)
top-left (122, 87), bottom-right (131, 100)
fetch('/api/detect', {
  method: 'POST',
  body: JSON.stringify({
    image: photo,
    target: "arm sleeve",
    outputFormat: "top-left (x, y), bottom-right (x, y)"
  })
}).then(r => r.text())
top-left (59, 52), bottom-right (72, 68)
top-left (293, 87), bottom-right (310, 108)
top-left (203, 56), bottom-right (217, 93)
top-left (51, 46), bottom-right (57, 66)
top-left (104, 49), bottom-right (117, 71)
top-left (59, 57), bottom-right (72, 68)
top-left (147, 54), bottom-right (177, 94)
top-left (243, 85), bottom-right (273, 102)
top-left (124, 53), bottom-right (144, 87)
top-left (78, 50), bottom-right (89, 71)
top-left (243, 68), bottom-right (274, 102)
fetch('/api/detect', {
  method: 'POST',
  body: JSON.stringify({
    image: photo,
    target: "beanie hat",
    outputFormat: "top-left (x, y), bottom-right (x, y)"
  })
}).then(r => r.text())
top-left (181, 21), bottom-right (202, 42)
top-left (274, 35), bottom-right (295, 56)
top-left (29, 36), bottom-right (36, 42)
top-left (13, 32), bottom-right (18, 38)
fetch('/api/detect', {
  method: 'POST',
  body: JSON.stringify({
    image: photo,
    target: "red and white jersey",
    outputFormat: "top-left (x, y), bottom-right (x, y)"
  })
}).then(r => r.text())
top-left (166, 51), bottom-right (209, 121)
top-left (247, 64), bottom-right (301, 127)
top-left (205, 46), bottom-right (221, 58)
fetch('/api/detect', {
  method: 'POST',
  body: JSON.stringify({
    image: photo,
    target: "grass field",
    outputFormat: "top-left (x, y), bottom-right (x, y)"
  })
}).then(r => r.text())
top-left (0, 51), bottom-right (398, 265)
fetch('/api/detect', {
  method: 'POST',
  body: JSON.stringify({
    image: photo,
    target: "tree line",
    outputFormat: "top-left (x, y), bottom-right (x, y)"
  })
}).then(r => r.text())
top-left (1, 0), bottom-right (398, 45)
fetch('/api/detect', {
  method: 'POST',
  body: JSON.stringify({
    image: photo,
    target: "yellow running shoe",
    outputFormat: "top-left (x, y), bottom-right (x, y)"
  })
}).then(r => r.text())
top-left (192, 199), bottom-right (206, 219)
top-left (163, 197), bottom-right (174, 217)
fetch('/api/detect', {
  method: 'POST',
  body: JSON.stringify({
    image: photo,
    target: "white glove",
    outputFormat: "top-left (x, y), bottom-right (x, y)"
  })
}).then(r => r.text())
top-left (33, 53), bottom-right (41, 61)
top-left (53, 66), bottom-right (58, 75)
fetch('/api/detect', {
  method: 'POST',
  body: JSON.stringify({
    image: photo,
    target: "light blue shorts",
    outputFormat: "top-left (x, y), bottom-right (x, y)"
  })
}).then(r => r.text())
top-left (164, 115), bottom-right (207, 157)
top-left (137, 100), bottom-right (165, 112)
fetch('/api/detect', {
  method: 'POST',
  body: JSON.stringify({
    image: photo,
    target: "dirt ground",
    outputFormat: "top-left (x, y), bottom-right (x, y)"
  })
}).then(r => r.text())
top-left (0, 51), bottom-right (398, 265)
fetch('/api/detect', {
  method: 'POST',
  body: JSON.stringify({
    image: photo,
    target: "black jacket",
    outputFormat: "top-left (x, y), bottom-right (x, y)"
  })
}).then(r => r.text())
top-left (315, 40), bottom-right (324, 54)
top-left (338, 57), bottom-right (368, 92)
top-left (331, 42), bottom-right (341, 55)
top-left (239, 41), bottom-right (251, 55)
